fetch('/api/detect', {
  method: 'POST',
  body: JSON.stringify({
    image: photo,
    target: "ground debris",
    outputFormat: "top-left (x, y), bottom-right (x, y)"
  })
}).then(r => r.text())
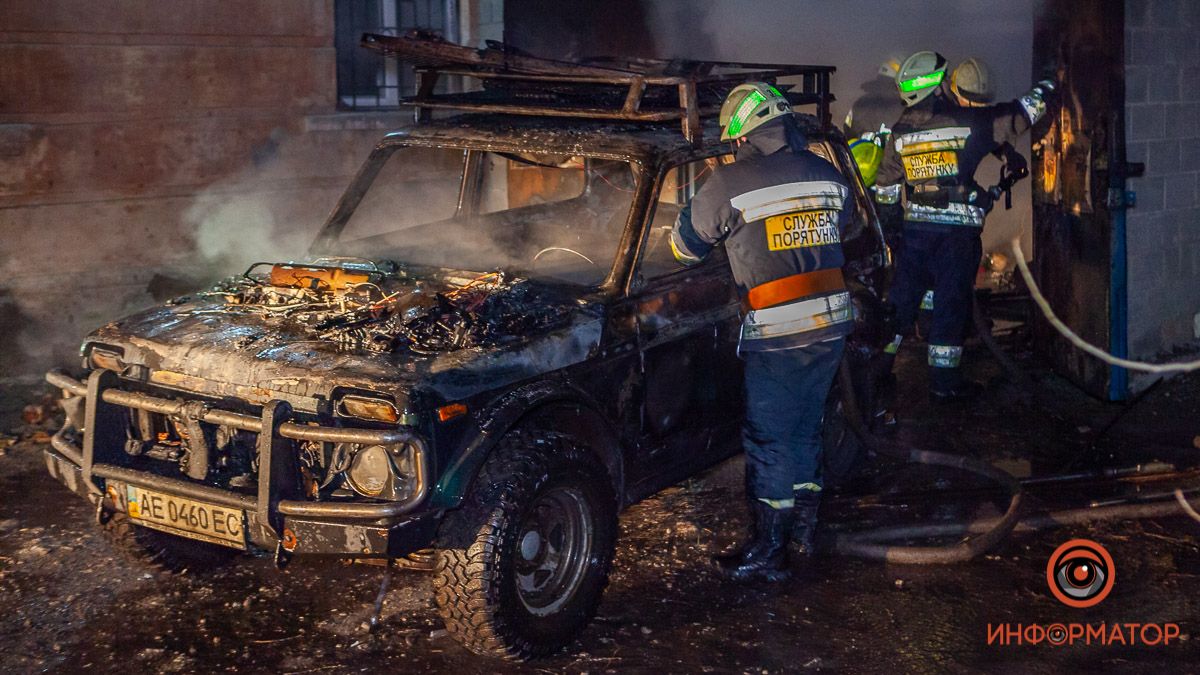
top-left (4, 363), bottom-right (1200, 672)
top-left (21, 396), bottom-right (60, 426)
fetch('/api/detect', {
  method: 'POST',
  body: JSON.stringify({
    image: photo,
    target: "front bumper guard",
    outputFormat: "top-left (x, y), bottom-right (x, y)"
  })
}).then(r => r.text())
top-left (44, 369), bottom-right (433, 554)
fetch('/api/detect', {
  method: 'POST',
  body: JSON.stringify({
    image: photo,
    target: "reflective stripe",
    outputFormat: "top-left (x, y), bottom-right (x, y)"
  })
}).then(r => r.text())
top-left (741, 291), bottom-right (852, 341)
top-left (920, 290), bottom-right (935, 310)
top-left (792, 482), bottom-right (822, 493)
top-left (904, 201), bottom-right (986, 227)
top-left (747, 269), bottom-right (845, 310)
top-left (875, 183), bottom-right (901, 204)
top-left (928, 344), bottom-right (963, 368)
top-left (894, 127), bottom-right (972, 154)
top-left (669, 228), bottom-right (702, 264)
top-left (1019, 88), bottom-right (1048, 125)
top-left (884, 334), bottom-right (903, 355)
top-left (758, 497), bottom-right (795, 509)
top-left (729, 181), bottom-right (849, 223)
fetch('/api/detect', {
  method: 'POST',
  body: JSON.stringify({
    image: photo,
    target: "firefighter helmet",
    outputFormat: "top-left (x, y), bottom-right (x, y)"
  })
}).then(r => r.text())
top-left (850, 135), bottom-right (885, 186)
top-left (950, 57), bottom-right (994, 106)
top-left (719, 82), bottom-right (793, 141)
top-left (878, 57), bottom-right (902, 80)
top-left (896, 51), bottom-right (949, 107)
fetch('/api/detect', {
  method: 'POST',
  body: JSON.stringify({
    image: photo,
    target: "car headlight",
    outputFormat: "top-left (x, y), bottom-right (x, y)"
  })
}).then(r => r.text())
top-left (336, 394), bottom-right (399, 423)
top-left (87, 345), bottom-right (125, 372)
top-left (344, 444), bottom-right (413, 499)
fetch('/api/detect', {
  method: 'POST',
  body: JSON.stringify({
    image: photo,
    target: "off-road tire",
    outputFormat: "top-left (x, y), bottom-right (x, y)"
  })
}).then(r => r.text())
top-left (432, 430), bottom-right (618, 660)
top-left (102, 512), bottom-right (239, 574)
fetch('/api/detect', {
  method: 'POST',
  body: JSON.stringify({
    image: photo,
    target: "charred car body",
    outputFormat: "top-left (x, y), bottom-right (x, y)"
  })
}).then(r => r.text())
top-left (43, 37), bottom-right (889, 659)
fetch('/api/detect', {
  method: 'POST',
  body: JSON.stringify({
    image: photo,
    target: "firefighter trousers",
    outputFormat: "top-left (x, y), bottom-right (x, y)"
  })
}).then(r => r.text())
top-left (888, 228), bottom-right (982, 391)
top-left (741, 337), bottom-right (844, 503)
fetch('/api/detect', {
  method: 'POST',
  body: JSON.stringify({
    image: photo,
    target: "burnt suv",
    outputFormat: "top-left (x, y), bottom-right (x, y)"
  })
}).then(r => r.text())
top-left (43, 48), bottom-right (888, 659)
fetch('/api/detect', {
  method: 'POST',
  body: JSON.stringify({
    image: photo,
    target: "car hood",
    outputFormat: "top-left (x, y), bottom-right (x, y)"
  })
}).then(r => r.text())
top-left (85, 278), bottom-right (604, 413)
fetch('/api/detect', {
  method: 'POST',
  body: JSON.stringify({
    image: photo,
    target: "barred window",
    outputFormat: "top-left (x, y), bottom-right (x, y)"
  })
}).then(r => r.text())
top-left (335, 0), bottom-right (456, 110)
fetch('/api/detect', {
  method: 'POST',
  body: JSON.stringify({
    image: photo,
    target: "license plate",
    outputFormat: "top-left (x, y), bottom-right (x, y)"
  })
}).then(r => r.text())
top-left (903, 150), bottom-right (959, 180)
top-left (126, 485), bottom-right (246, 549)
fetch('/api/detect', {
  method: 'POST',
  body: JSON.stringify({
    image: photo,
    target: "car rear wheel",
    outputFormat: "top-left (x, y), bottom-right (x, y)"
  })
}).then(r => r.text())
top-left (821, 376), bottom-right (865, 490)
top-left (432, 430), bottom-right (617, 660)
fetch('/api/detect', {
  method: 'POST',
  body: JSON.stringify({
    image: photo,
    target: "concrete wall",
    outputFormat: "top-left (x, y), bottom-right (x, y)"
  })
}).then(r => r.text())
top-left (0, 1), bottom-right (405, 382)
top-left (462, 0), bottom-right (504, 48)
top-left (1125, 0), bottom-right (1200, 360)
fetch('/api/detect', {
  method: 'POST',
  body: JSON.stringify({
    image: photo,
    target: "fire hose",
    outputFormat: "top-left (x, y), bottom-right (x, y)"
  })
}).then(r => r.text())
top-left (829, 360), bottom-right (1200, 564)
top-left (829, 361), bottom-right (1025, 563)
top-left (825, 145), bottom-right (1200, 562)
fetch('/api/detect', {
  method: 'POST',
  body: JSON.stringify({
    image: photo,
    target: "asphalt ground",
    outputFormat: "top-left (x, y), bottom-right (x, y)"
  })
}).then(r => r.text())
top-left (3, 343), bottom-right (1200, 673)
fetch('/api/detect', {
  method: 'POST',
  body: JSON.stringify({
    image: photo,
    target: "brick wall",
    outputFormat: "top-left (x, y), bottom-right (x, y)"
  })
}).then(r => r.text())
top-left (1125, 0), bottom-right (1200, 360)
top-left (0, 1), bottom-right (405, 383)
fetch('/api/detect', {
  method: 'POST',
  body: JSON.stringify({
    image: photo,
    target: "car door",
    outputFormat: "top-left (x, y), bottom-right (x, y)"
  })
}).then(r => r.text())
top-left (619, 157), bottom-right (743, 496)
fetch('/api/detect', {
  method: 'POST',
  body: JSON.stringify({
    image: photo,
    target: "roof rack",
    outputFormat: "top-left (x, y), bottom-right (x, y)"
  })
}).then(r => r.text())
top-left (361, 32), bottom-right (835, 147)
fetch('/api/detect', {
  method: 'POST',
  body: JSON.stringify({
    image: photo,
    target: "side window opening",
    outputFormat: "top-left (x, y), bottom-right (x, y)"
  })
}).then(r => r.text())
top-left (334, 146), bottom-right (637, 287)
top-left (637, 155), bottom-right (733, 281)
top-left (809, 138), bottom-right (873, 245)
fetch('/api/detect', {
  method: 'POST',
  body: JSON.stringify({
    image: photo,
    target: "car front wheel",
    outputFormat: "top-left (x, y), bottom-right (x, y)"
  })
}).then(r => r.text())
top-left (432, 430), bottom-right (618, 660)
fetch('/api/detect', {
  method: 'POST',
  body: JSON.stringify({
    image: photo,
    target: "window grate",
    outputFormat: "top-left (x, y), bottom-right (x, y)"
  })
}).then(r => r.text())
top-left (335, 0), bottom-right (452, 110)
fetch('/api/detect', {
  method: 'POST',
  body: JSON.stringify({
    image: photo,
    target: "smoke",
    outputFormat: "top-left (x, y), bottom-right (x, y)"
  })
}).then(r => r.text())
top-left (181, 129), bottom-right (334, 280)
top-left (644, 0), bottom-right (1035, 111)
top-left (506, 0), bottom-right (1040, 256)
top-left (185, 193), bottom-right (298, 272)
top-left (637, 0), bottom-right (1039, 255)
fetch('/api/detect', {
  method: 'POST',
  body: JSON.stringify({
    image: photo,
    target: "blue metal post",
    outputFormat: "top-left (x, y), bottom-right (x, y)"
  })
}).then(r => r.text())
top-left (1108, 204), bottom-right (1129, 401)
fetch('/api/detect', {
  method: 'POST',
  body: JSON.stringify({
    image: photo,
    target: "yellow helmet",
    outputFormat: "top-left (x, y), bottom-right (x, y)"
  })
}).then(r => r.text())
top-left (896, 51), bottom-right (949, 107)
top-left (850, 137), bottom-right (885, 186)
top-left (719, 82), bottom-right (792, 142)
top-left (950, 57), bottom-right (994, 106)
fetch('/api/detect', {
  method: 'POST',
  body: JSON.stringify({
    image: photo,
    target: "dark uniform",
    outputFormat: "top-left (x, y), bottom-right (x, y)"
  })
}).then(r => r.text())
top-left (671, 118), bottom-right (854, 506)
top-left (875, 83), bottom-right (1050, 394)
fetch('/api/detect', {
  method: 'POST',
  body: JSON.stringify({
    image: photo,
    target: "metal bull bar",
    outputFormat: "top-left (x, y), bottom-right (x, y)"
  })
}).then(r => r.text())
top-left (44, 369), bottom-right (430, 528)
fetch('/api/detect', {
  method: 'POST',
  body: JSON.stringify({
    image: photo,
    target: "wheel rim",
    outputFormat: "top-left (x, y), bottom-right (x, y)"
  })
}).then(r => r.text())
top-left (513, 486), bottom-right (593, 617)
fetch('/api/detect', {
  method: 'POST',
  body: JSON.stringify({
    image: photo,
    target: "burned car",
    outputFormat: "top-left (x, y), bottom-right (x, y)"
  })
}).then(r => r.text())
top-left (43, 42), bottom-right (888, 660)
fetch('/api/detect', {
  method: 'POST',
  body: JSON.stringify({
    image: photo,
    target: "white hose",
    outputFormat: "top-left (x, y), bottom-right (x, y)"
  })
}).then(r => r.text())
top-left (1011, 238), bottom-right (1200, 373)
top-left (1176, 489), bottom-right (1200, 524)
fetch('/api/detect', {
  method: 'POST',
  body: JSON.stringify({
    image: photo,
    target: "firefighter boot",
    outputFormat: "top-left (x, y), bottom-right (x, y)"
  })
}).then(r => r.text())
top-left (713, 502), bottom-right (795, 582)
top-left (873, 342), bottom-right (901, 433)
top-left (790, 491), bottom-right (821, 557)
top-left (873, 365), bottom-right (899, 434)
top-left (929, 380), bottom-right (983, 404)
top-left (929, 366), bottom-right (983, 404)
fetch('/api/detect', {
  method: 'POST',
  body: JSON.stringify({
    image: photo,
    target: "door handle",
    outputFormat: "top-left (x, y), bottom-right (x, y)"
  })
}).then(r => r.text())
top-left (638, 313), bottom-right (673, 344)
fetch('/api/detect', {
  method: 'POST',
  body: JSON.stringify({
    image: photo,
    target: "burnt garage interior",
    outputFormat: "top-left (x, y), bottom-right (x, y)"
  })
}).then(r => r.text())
top-left (2, 0), bottom-right (1200, 672)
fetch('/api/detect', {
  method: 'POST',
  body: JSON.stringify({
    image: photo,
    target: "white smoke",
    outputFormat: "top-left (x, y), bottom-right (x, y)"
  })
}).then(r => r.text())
top-left (181, 129), bottom-right (333, 277)
top-left (184, 188), bottom-right (313, 273)
top-left (641, 0), bottom-right (1039, 256)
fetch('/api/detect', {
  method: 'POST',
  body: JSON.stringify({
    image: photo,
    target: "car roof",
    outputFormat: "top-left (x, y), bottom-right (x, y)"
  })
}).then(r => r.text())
top-left (380, 114), bottom-right (728, 164)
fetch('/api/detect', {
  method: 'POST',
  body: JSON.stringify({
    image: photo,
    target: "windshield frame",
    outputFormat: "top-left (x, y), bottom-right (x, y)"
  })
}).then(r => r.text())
top-left (310, 136), bottom-right (653, 296)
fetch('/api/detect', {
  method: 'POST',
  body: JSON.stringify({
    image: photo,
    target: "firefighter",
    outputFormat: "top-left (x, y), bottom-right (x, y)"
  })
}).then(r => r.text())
top-left (670, 83), bottom-right (855, 581)
top-left (875, 52), bottom-right (1053, 402)
top-left (949, 57), bottom-right (995, 108)
top-left (845, 58), bottom-right (904, 190)
top-left (911, 57), bottom-right (996, 330)
top-left (843, 57), bottom-right (904, 139)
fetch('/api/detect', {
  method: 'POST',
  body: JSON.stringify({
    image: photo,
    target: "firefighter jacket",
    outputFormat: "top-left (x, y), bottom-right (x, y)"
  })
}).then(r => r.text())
top-left (670, 121), bottom-right (854, 352)
top-left (874, 82), bottom-right (1051, 232)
